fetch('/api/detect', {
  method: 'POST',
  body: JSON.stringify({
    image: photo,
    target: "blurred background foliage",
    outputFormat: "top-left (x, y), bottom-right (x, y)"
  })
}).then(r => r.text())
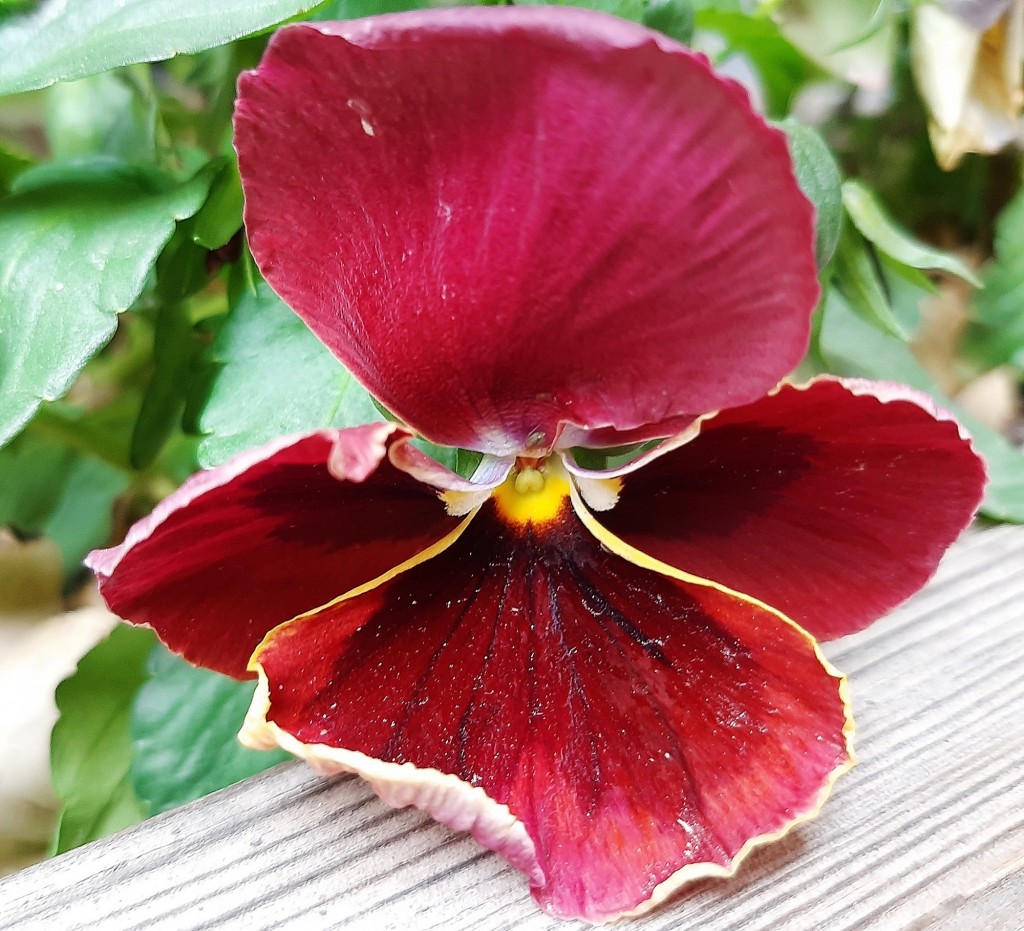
top-left (1, 0), bottom-right (1023, 871)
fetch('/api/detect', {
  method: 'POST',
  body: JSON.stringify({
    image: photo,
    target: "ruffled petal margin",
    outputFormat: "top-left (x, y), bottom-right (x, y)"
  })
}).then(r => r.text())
top-left (235, 8), bottom-right (817, 456)
top-left (86, 424), bottom-right (464, 678)
top-left (243, 496), bottom-right (852, 921)
top-left (593, 377), bottom-right (986, 642)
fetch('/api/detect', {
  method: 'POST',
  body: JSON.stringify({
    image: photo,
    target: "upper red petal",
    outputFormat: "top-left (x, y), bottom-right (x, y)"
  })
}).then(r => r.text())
top-left (595, 378), bottom-right (987, 641)
top-left (235, 8), bottom-right (818, 456)
top-left (250, 499), bottom-right (850, 921)
top-left (87, 425), bottom-right (461, 678)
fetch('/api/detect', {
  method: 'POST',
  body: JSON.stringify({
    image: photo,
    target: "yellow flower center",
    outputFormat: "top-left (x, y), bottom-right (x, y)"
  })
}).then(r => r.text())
top-left (493, 461), bottom-right (570, 526)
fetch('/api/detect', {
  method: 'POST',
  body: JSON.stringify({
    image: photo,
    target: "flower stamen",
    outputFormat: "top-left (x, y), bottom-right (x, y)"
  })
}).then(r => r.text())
top-left (513, 467), bottom-right (546, 495)
top-left (493, 461), bottom-right (570, 527)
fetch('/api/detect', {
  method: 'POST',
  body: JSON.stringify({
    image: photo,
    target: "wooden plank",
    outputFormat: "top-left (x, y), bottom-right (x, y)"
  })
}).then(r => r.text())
top-left (2, 525), bottom-right (1023, 931)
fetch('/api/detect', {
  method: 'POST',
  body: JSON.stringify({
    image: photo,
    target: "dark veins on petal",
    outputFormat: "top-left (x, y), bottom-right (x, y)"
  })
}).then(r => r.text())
top-left (245, 461), bottom-right (447, 549)
top-left (620, 424), bottom-right (820, 539)
top-left (259, 499), bottom-right (848, 918)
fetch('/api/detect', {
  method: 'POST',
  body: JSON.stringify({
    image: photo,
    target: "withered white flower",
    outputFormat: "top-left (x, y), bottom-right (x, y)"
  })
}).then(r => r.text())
top-left (0, 533), bottom-right (115, 874)
top-left (912, 0), bottom-right (1024, 168)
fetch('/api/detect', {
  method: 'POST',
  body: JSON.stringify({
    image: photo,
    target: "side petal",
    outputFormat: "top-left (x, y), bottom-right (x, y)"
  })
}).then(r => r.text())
top-left (235, 8), bottom-right (817, 456)
top-left (87, 424), bottom-right (464, 679)
top-left (594, 378), bottom-right (986, 642)
top-left (555, 414), bottom-right (698, 453)
top-left (245, 499), bottom-right (851, 922)
top-left (387, 442), bottom-right (512, 494)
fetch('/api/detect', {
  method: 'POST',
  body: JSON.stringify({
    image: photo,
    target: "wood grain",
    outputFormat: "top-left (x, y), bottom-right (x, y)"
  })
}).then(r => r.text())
top-left (2, 526), bottom-right (1022, 931)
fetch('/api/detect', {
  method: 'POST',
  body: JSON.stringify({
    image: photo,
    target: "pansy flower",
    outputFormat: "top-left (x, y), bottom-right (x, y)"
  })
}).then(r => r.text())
top-left (87, 8), bottom-right (986, 923)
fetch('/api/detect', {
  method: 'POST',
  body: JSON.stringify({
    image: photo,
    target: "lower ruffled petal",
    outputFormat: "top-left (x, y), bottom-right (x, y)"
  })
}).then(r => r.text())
top-left (87, 424), bottom-right (464, 679)
top-left (594, 378), bottom-right (986, 641)
top-left (246, 498), bottom-right (851, 921)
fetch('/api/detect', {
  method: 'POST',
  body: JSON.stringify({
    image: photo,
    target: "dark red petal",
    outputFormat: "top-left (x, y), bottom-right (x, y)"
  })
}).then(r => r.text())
top-left (235, 8), bottom-right (817, 456)
top-left (247, 500), bottom-right (850, 921)
top-left (595, 378), bottom-right (986, 642)
top-left (87, 425), bottom-right (462, 679)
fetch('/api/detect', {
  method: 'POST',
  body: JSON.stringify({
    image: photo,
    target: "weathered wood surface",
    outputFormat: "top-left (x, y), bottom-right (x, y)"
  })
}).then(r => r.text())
top-left (2, 525), bottom-right (1023, 931)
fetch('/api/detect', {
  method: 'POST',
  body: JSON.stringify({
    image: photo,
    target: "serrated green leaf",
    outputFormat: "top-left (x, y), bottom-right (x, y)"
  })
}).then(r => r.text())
top-left (0, 0), bottom-right (323, 97)
top-left (0, 159), bottom-right (212, 448)
top-left (842, 180), bottom-right (981, 285)
top-left (777, 118), bottom-right (843, 267)
top-left (51, 624), bottom-right (155, 854)
top-left (832, 223), bottom-right (908, 339)
top-left (819, 290), bottom-right (1024, 523)
top-left (197, 278), bottom-right (379, 468)
top-left (965, 183), bottom-right (1024, 370)
top-left (131, 647), bottom-right (289, 816)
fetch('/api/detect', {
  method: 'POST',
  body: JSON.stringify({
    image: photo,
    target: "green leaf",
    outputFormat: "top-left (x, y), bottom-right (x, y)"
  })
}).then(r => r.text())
top-left (154, 220), bottom-right (214, 302)
top-left (44, 454), bottom-right (128, 578)
top-left (192, 157), bottom-right (243, 250)
top-left (0, 0), bottom-right (323, 97)
top-left (312, 0), bottom-right (438, 17)
top-left (0, 429), bottom-right (128, 576)
top-left (819, 290), bottom-right (1024, 523)
top-left (130, 304), bottom-right (196, 470)
top-left (131, 647), bottom-right (289, 816)
top-left (642, 0), bottom-right (695, 43)
top-left (51, 624), bottom-right (155, 854)
top-left (44, 71), bottom-right (157, 164)
top-left (0, 0), bottom-right (36, 21)
top-left (0, 432), bottom-right (73, 534)
top-left (695, 9), bottom-right (812, 117)
top-left (29, 394), bottom-right (142, 472)
top-left (877, 254), bottom-right (929, 335)
top-left (0, 138), bottom-right (33, 192)
top-left (965, 183), bottom-right (1024, 370)
top-left (842, 180), bottom-right (981, 286)
top-left (776, 118), bottom-right (843, 267)
top-left (197, 277), bottom-right (379, 468)
top-left (0, 159), bottom-right (212, 448)
top-left (513, 0), bottom-right (645, 21)
top-left (154, 160), bottom-right (232, 304)
top-left (831, 222), bottom-right (908, 340)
